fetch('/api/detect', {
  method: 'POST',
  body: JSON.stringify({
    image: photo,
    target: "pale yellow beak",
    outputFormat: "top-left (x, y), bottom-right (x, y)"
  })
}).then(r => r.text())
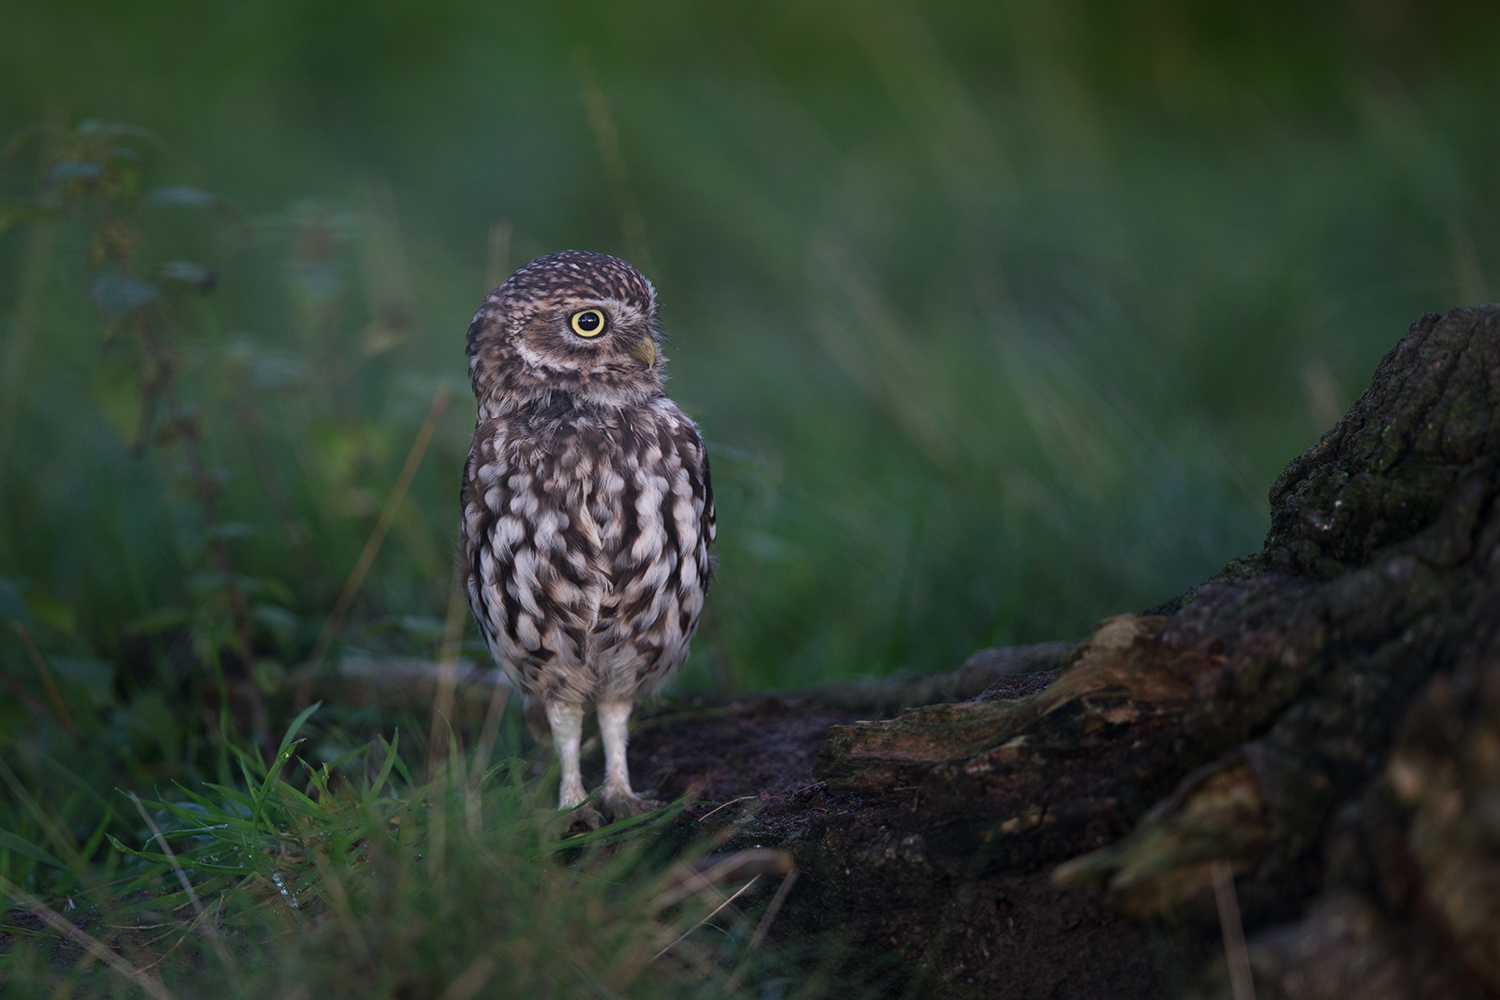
top-left (631, 335), bottom-right (656, 367)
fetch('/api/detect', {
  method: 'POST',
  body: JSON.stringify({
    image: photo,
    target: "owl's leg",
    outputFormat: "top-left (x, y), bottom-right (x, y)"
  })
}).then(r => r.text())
top-left (544, 700), bottom-right (599, 825)
top-left (598, 697), bottom-right (662, 818)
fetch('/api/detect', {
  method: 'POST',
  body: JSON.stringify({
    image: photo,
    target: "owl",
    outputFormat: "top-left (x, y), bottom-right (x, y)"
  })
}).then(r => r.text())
top-left (460, 250), bottom-right (715, 823)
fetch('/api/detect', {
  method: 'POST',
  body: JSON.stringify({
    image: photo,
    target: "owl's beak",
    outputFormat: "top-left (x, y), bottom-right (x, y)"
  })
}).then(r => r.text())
top-left (630, 335), bottom-right (656, 367)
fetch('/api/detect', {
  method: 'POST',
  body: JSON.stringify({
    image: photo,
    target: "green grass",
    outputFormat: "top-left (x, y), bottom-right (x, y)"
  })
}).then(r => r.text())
top-left (0, 703), bottom-right (807, 999)
top-left (2, 1), bottom-right (1499, 994)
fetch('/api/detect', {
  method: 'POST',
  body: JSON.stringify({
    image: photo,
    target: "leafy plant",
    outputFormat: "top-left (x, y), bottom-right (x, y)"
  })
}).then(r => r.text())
top-left (3, 120), bottom-right (270, 740)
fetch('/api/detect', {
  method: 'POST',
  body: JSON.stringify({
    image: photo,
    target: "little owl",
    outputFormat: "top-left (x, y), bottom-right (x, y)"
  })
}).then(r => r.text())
top-left (460, 250), bottom-right (714, 822)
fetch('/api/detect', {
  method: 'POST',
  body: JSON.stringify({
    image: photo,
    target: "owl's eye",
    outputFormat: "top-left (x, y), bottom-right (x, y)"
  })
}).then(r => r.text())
top-left (570, 309), bottom-right (606, 337)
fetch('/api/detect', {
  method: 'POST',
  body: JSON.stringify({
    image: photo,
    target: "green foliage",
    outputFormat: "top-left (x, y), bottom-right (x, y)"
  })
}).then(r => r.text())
top-left (1, 707), bottom-right (798, 999)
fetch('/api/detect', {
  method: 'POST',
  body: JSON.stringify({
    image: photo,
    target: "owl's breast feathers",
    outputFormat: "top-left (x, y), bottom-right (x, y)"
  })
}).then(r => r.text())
top-left (461, 394), bottom-right (715, 702)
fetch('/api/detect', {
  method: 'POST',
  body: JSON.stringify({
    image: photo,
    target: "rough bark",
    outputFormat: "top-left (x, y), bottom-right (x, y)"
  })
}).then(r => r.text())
top-left (631, 305), bottom-right (1500, 998)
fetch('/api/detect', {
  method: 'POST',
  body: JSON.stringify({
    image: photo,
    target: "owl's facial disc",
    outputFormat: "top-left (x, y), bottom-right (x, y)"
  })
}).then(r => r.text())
top-left (554, 300), bottom-right (656, 371)
top-left (466, 250), bottom-right (664, 406)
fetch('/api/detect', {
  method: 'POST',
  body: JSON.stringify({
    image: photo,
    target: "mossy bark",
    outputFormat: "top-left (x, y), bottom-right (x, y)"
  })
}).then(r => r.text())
top-left (732, 306), bottom-right (1500, 999)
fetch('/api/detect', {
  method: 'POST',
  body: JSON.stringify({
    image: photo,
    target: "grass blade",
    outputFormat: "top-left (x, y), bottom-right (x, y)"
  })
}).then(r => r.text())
top-left (0, 828), bottom-right (64, 868)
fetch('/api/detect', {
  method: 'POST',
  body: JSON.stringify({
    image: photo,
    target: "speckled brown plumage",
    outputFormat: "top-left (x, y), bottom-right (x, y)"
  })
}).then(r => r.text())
top-left (459, 250), bottom-right (714, 820)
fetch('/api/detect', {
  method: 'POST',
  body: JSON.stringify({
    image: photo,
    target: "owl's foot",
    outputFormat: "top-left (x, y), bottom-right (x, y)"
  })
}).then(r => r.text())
top-left (561, 800), bottom-right (604, 832)
top-left (602, 784), bottom-right (664, 820)
top-left (556, 786), bottom-right (603, 831)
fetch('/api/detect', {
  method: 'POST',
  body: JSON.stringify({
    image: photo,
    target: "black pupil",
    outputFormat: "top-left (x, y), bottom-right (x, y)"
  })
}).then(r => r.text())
top-left (577, 311), bottom-right (601, 332)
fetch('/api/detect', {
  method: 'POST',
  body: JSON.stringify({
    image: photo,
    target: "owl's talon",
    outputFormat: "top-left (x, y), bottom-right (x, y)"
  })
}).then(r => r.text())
top-left (603, 788), bottom-right (663, 819)
top-left (560, 802), bottom-right (604, 832)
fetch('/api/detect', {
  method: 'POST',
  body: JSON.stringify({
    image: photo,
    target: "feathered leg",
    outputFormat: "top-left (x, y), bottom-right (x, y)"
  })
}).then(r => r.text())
top-left (545, 700), bottom-right (598, 825)
top-left (598, 698), bottom-right (660, 817)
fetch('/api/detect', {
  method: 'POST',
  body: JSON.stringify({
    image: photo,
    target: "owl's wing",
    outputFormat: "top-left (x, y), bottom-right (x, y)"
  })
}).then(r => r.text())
top-left (461, 426), bottom-right (601, 702)
top-left (595, 407), bottom-right (713, 687)
top-left (459, 445), bottom-right (500, 648)
top-left (699, 439), bottom-right (716, 581)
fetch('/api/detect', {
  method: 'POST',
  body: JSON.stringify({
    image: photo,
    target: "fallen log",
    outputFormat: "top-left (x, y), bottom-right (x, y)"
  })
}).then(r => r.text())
top-left (631, 305), bottom-right (1500, 999)
top-left (287, 638), bottom-right (1081, 722)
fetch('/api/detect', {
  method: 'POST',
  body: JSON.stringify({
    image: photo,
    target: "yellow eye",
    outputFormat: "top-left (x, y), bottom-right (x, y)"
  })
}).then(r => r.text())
top-left (570, 309), bottom-right (606, 337)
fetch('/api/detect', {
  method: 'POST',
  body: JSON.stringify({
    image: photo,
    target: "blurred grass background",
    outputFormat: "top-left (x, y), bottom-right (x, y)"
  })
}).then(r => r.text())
top-left (2, 1), bottom-right (1500, 993)
top-left (3, 0), bottom-right (1500, 702)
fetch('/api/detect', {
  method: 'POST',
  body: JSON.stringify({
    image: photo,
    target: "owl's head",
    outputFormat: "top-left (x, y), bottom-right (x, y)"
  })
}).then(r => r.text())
top-left (466, 250), bottom-right (663, 409)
